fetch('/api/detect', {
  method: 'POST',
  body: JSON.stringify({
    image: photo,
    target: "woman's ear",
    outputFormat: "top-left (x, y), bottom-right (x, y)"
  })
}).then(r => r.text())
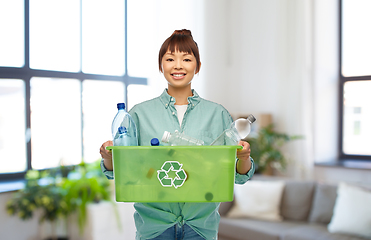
top-left (195, 62), bottom-right (201, 74)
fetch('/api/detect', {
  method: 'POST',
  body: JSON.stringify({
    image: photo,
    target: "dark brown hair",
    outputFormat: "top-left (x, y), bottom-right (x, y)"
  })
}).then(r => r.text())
top-left (158, 29), bottom-right (201, 73)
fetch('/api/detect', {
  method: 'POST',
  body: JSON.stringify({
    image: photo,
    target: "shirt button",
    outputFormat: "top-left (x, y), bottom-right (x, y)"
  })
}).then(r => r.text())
top-left (172, 112), bottom-right (175, 115)
top-left (192, 104), bottom-right (195, 107)
top-left (171, 97), bottom-right (173, 101)
top-left (165, 103), bottom-right (168, 106)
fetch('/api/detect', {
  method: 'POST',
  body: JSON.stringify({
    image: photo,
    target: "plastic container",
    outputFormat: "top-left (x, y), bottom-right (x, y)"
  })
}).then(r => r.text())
top-left (210, 114), bottom-right (256, 146)
top-left (106, 145), bottom-right (242, 202)
top-left (112, 103), bottom-right (138, 146)
top-left (162, 130), bottom-right (204, 146)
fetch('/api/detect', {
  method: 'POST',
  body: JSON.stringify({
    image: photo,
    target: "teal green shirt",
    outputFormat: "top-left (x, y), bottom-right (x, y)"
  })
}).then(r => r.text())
top-left (101, 89), bottom-right (255, 240)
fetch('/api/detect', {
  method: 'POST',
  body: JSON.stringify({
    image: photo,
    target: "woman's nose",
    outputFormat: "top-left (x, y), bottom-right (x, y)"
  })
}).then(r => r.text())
top-left (174, 60), bottom-right (182, 69)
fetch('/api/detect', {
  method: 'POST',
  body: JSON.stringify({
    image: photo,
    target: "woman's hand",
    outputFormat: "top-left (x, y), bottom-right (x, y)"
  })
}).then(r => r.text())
top-left (100, 140), bottom-right (113, 170)
top-left (236, 140), bottom-right (252, 175)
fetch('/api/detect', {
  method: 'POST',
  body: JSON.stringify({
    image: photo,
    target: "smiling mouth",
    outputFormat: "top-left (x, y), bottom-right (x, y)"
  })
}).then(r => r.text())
top-left (171, 73), bottom-right (186, 77)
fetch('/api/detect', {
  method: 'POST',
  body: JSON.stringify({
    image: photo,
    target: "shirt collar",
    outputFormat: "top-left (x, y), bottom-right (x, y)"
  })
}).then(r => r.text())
top-left (159, 89), bottom-right (201, 109)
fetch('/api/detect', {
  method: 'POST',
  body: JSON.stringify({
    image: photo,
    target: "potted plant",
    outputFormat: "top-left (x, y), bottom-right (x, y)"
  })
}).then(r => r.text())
top-left (246, 124), bottom-right (302, 175)
top-left (6, 170), bottom-right (70, 240)
top-left (6, 160), bottom-right (116, 239)
top-left (61, 160), bottom-right (115, 235)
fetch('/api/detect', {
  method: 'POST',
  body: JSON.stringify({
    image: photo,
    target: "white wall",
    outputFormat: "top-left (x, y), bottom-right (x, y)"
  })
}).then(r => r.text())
top-left (202, 0), bottom-right (371, 182)
top-left (203, 0), bottom-right (314, 179)
top-left (203, 0), bottom-right (285, 116)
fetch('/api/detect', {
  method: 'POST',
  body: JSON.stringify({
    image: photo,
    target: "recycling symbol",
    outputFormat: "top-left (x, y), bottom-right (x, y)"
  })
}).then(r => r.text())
top-left (157, 161), bottom-right (187, 189)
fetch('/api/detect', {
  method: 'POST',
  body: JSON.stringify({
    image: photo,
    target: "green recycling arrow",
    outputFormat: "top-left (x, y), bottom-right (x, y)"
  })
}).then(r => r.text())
top-left (157, 161), bottom-right (187, 189)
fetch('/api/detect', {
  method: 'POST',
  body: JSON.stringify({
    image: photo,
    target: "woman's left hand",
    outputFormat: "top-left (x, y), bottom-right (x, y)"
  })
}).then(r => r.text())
top-left (236, 140), bottom-right (252, 175)
top-left (237, 140), bottom-right (251, 161)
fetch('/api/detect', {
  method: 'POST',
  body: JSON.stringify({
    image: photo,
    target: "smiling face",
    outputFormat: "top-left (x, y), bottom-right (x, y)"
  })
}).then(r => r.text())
top-left (161, 50), bottom-right (198, 90)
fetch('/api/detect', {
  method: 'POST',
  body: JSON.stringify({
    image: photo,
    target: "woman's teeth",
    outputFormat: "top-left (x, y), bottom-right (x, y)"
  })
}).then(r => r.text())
top-left (173, 74), bottom-right (184, 77)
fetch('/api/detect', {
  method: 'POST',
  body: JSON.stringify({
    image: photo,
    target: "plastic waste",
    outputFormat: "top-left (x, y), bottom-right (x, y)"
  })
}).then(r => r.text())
top-left (114, 126), bottom-right (130, 146)
top-left (161, 130), bottom-right (204, 146)
top-left (112, 103), bottom-right (138, 146)
top-left (210, 114), bottom-right (256, 146)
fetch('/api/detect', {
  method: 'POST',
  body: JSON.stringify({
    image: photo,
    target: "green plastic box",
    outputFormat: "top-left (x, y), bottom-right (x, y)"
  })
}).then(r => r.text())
top-left (106, 145), bottom-right (242, 203)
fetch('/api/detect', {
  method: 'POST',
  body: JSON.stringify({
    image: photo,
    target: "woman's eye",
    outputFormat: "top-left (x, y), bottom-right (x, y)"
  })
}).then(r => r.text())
top-left (166, 58), bottom-right (174, 61)
top-left (184, 59), bottom-right (191, 62)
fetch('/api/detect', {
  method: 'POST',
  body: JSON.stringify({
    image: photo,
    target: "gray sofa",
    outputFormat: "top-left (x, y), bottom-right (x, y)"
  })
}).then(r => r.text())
top-left (218, 176), bottom-right (369, 240)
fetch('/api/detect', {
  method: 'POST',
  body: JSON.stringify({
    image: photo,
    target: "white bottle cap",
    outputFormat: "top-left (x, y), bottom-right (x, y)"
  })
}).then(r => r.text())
top-left (162, 131), bottom-right (171, 143)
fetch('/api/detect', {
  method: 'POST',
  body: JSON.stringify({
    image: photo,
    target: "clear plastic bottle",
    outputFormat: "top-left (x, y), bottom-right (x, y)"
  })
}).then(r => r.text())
top-left (210, 114), bottom-right (256, 146)
top-left (112, 103), bottom-right (138, 146)
top-left (114, 126), bottom-right (130, 146)
top-left (161, 130), bottom-right (204, 146)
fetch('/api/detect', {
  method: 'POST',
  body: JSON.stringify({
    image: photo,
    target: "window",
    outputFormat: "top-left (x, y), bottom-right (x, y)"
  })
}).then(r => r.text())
top-left (339, 0), bottom-right (371, 160)
top-left (1, 0), bottom-right (204, 181)
top-left (0, 0), bottom-right (147, 179)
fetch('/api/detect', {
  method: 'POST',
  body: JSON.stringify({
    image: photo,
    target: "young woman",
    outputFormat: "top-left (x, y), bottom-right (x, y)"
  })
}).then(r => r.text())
top-left (99, 29), bottom-right (255, 240)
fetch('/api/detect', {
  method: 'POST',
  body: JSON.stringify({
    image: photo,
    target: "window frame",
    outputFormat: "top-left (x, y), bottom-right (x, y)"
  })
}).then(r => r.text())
top-left (338, 0), bottom-right (371, 162)
top-left (0, 0), bottom-right (147, 181)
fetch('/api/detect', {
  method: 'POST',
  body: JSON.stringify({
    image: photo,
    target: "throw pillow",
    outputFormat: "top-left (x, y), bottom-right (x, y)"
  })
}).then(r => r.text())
top-left (227, 180), bottom-right (285, 221)
top-left (280, 180), bottom-right (315, 221)
top-left (328, 182), bottom-right (371, 238)
top-left (308, 183), bottom-right (337, 224)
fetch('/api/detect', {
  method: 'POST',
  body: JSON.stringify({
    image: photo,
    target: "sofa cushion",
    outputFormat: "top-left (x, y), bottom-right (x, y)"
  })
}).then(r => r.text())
top-left (219, 217), bottom-right (307, 240)
top-left (282, 224), bottom-right (370, 240)
top-left (226, 180), bottom-right (285, 221)
top-left (308, 183), bottom-right (337, 224)
top-left (280, 180), bottom-right (315, 221)
top-left (328, 182), bottom-right (371, 239)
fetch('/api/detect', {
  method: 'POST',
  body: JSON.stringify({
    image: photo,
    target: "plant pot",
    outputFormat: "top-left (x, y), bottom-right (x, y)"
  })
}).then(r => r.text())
top-left (262, 164), bottom-right (274, 176)
top-left (38, 218), bottom-right (68, 240)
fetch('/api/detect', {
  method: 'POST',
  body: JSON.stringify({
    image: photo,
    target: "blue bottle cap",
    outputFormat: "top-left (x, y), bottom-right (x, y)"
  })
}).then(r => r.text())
top-left (151, 138), bottom-right (160, 146)
top-left (118, 126), bottom-right (127, 134)
top-left (117, 103), bottom-right (125, 110)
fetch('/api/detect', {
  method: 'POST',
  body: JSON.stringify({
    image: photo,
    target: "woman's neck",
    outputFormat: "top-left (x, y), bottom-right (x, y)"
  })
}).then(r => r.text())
top-left (167, 85), bottom-right (193, 105)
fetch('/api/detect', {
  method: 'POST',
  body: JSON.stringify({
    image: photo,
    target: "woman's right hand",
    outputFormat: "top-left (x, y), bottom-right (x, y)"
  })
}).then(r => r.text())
top-left (100, 140), bottom-right (113, 170)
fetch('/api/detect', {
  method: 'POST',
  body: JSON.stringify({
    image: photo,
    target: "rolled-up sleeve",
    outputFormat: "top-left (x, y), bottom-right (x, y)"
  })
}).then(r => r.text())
top-left (100, 159), bottom-right (114, 180)
top-left (235, 157), bottom-right (255, 184)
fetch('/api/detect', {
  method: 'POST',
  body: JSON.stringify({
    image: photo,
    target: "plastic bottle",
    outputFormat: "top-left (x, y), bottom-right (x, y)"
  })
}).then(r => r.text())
top-left (210, 114), bottom-right (256, 146)
top-left (161, 130), bottom-right (204, 146)
top-left (114, 126), bottom-right (130, 146)
top-left (150, 138), bottom-right (160, 146)
top-left (112, 103), bottom-right (138, 146)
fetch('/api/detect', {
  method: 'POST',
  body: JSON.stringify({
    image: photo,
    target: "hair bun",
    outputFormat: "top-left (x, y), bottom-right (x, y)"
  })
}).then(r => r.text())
top-left (172, 29), bottom-right (192, 37)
